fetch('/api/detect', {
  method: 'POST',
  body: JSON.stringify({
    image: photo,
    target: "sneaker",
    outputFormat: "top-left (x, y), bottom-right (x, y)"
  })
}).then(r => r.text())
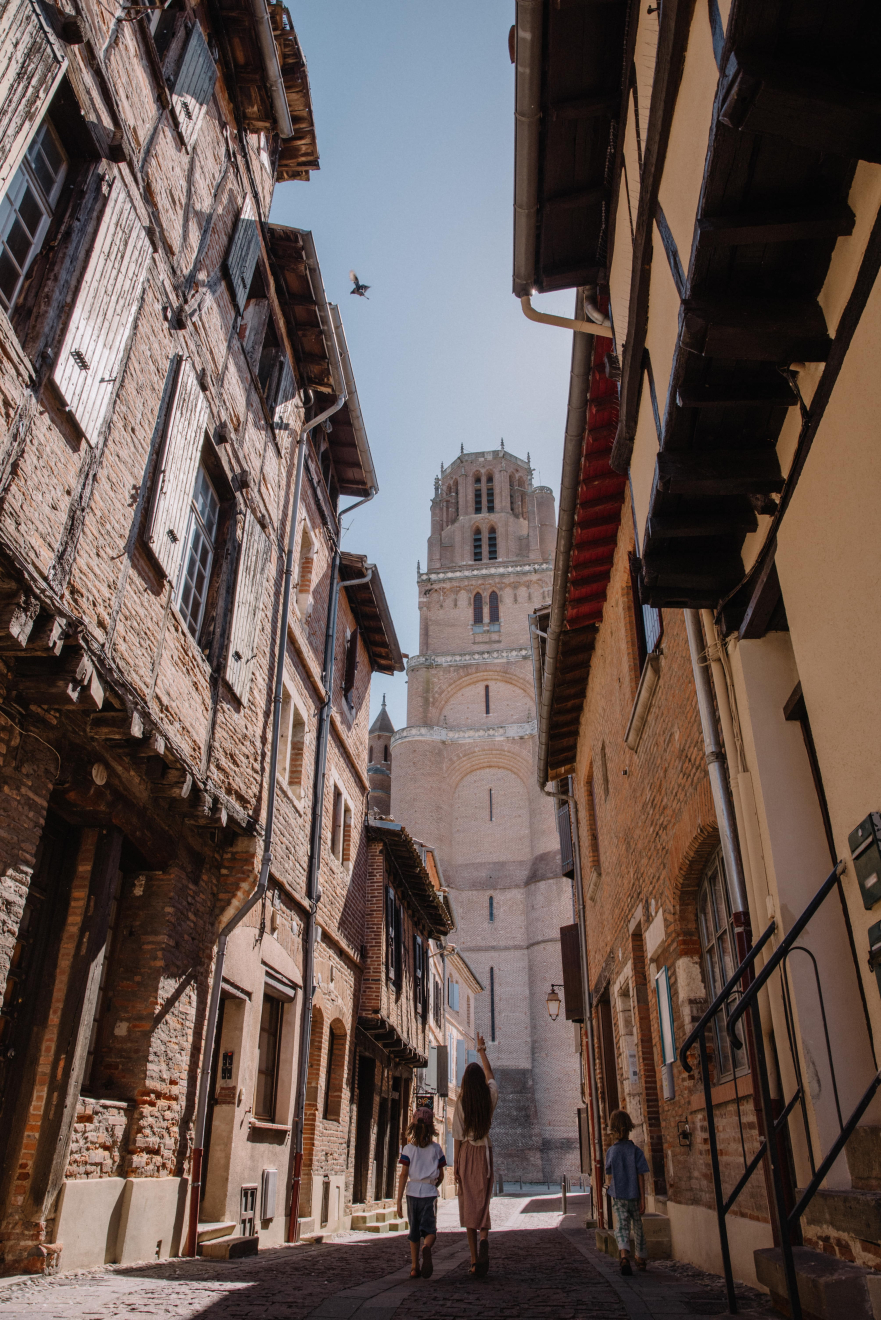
top-left (620, 1257), bottom-right (633, 1276)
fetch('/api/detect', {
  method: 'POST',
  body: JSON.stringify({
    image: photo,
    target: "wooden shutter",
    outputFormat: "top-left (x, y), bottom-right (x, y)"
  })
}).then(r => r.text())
top-left (145, 358), bottom-right (208, 580)
top-left (170, 22), bottom-right (217, 150)
top-left (413, 934), bottom-right (423, 1013)
top-left (272, 357), bottom-right (297, 440)
top-left (0, 0), bottom-right (66, 197)
top-left (52, 176), bottom-right (152, 445)
top-left (343, 627), bottom-right (359, 696)
top-left (386, 885), bottom-right (396, 983)
top-left (225, 196), bottom-right (261, 315)
top-left (225, 510), bottom-right (271, 704)
top-left (560, 923), bottom-right (584, 1021)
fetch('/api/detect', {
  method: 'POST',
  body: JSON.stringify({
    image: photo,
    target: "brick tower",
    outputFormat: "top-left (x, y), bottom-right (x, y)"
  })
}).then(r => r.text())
top-left (391, 445), bottom-right (581, 1180)
top-left (368, 695), bottom-right (394, 817)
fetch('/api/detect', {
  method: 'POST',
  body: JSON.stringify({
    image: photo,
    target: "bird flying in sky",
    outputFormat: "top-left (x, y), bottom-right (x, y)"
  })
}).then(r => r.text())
top-left (349, 271), bottom-right (370, 298)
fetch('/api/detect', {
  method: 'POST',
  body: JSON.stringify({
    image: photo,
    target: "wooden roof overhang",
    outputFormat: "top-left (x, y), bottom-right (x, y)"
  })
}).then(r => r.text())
top-left (216, 0), bottom-right (319, 180)
top-left (266, 226), bottom-right (375, 498)
top-left (513, 0), bottom-right (628, 297)
top-left (367, 820), bottom-right (453, 940)
top-left (546, 334), bottom-right (625, 781)
top-left (357, 1015), bottom-right (427, 1069)
top-left (340, 553), bottom-right (404, 677)
top-left (635, 1), bottom-right (879, 614)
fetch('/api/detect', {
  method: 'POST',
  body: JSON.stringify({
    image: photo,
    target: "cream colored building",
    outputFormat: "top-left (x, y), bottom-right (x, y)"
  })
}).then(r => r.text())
top-left (391, 448), bottom-right (581, 1181)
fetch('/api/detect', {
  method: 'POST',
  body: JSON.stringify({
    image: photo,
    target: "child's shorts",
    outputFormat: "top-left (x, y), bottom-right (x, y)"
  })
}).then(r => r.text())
top-left (407, 1195), bottom-right (437, 1243)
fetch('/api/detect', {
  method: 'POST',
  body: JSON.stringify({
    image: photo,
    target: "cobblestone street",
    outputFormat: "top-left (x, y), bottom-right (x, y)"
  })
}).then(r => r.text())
top-left (0, 1196), bottom-right (774, 1320)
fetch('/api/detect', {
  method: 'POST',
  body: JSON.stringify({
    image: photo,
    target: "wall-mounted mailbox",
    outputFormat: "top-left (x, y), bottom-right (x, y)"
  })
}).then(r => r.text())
top-left (849, 813), bottom-right (881, 909)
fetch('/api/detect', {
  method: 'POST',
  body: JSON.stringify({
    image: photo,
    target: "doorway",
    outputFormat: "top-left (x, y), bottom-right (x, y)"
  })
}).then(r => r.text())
top-left (353, 1054), bottom-right (375, 1203)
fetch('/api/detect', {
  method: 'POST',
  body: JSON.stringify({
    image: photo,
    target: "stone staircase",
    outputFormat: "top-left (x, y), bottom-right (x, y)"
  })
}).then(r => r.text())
top-left (350, 1199), bottom-right (409, 1234)
top-left (196, 1221), bottom-right (258, 1259)
top-left (755, 1125), bottom-right (881, 1319)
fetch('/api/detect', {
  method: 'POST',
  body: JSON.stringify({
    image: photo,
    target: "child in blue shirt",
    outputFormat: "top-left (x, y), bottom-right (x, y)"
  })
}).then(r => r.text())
top-left (605, 1108), bottom-right (650, 1275)
top-left (396, 1106), bottom-right (446, 1279)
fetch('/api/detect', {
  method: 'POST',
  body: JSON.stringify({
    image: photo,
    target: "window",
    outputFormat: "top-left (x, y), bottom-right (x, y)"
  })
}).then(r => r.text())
top-left (487, 528), bottom-right (497, 561)
top-left (485, 684), bottom-right (490, 715)
top-left (655, 966), bottom-right (676, 1066)
top-left (296, 522), bottom-right (315, 615)
top-left (473, 593), bottom-right (483, 626)
top-left (448, 978), bottom-right (459, 1011)
top-left (383, 744), bottom-right (389, 762)
top-left (386, 884), bottom-right (396, 984)
top-left (175, 465), bottom-right (220, 639)
top-left (698, 849), bottom-right (747, 1082)
top-left (278, 693), bottom-right (306, 798)
top-left (225, 510), bottom-right (271, 704)
top-left (490, 967), bottom-right (496, 1041)
top-left (414, 934), bottom-right (427, 1020)
top-left (0, 119), bottom-right (67, 314)
top-left (473, 528), bottom-right (482, 562)
top-left (255, 994), bottom-right (283, 1120)
top-left (488, 895), bottom-right (494, 922)
top-left (342, 802), bottom-right (352, 866)
top-left (488, 591), bottom-right (500, 625)
top-left (629, 553), bottom-right (663, 670)
top-left (240, 1185), bottom-right (257, 1237)
top-left (489, 787), bottom-right (494, 821)
top-left (474, 474), bottom-right (482, 514)
top-left (432, 977), bottom-right (442, 1025)
top-left (343, 627), bottom-right (359, 702)
top-left (599, 742), bottom-right (609, 798)
top-left (369, 744), bottom-right (373, 762)
top-left (323, 1020), bottom-right (346, 1121)
top-left (486, 474), bottom-right (494, 513)
top-left (466, 994), bottom-right (471, 1028)
top-left (331, 786), bottom-right (344, 859)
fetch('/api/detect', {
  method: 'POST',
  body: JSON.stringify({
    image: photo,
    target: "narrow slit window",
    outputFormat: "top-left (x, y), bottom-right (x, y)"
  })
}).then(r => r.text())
top-left (485, 684), bottom-right (490, 715)
top-left (490, 967), bottom-right (496, 1041)
top-left (488, 591), bottom-right (500, 624)
top-left (488, 895), bottom-right (494, 922)
top-left (487, 528), bottom-right (497, 561)
top-left (486, 474), bottom-right (494, 513)
top-left (473, 528), bottom-right (482, 562)
top-left (474, 474), bottom-right (482, 514)
top-left (489, 787), bottom-right (493, 821)
top-left (473, 592), bottom-right (483, 624)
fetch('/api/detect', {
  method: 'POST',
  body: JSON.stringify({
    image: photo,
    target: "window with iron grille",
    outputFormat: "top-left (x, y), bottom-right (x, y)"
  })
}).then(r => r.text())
top-left (698, 848), bottom-right (748, 1082)
top-left (175, 465), bottom-right (220, 640)
top-left (473, 528), bottom-right (482, 562)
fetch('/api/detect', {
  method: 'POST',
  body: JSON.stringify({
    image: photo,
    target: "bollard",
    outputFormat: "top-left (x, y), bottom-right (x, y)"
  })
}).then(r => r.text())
top-left (561, 1173), bottom-right (567, 1214)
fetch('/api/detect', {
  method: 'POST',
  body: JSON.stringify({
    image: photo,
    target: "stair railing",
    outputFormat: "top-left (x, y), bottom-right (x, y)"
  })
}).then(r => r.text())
top-left (681, 859), bottom-right (881, 1320)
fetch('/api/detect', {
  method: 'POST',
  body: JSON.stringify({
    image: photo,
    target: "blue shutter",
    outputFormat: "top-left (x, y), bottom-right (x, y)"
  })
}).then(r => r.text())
top-left (225, 196), bottom-right (260, 314)
top-left (456, 1038), bottom-right (465, 1085)
top-left (445, 1132), bottom-right (454, 1165)
top-left (467, 1049), bottom-right (478, 1067)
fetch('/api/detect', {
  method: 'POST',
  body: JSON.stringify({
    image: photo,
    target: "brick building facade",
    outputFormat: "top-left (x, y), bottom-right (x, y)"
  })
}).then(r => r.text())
top-left (391, 447), bottom-right (582, 1182)
top-left (0, 0), bottom-right (404, 1275)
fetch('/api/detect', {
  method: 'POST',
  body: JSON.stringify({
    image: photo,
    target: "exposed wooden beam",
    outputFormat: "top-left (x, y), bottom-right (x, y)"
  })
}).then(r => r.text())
top-left (697, 204), bottom-right (855, 248)
top-left (0, 592), bottom-right (39, 648)
top-left (676, 382), bottom-right (798, 409)
top-left (543, 185), bottom-right (609, 212)
top-left (720, 54), bottom-right (881, 165)
top-left (15, 648), bottom-right (104, 710)
top-left (642, 549), bottom-right (742, 593)
top-left (680, 298), bottom-right (831, 362)
top-left (740, 555), bottom-right (782, 640)
top-left (656, 448), bottom-right (783, 496)
top-left (88, 709), bottom-right (145, 741)
top-left (646, 509), bottom-right (758, 540)
top-left (551, 94), bottom-right (619, 120)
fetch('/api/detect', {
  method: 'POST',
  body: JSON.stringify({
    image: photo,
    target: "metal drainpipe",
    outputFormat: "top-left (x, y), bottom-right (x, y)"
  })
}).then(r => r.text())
top-left (684, 611), bottom-right (750, 930)
top-left (185, 395), bottom-right (345, 1258)
top-left (542, 782), bottom-right (604, 1229)
top-left (287, 552), bottom-right (375, 1241)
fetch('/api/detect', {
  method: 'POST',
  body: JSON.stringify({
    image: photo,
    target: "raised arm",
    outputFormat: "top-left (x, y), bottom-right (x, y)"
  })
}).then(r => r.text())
top-left (476, 1032), bottom-right (494, 1082)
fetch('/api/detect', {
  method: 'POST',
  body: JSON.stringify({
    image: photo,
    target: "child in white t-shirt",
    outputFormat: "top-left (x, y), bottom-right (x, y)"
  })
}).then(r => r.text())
top-left (396, 1106), bottom-right (446, 1278)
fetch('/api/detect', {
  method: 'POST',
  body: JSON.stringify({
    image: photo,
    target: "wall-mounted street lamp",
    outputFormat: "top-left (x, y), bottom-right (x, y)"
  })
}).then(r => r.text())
top-left (546, 984), bottom-right (564, 1021)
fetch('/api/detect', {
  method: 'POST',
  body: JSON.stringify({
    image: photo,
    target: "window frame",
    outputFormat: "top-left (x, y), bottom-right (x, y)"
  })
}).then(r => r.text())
top-left (488, 590), bottom-right (500, 626)
top-left (485, 474), bottom-right (494, 513)
top-left (697, 848), bottom-right (749, 1083)
top-left (487, 528), bottom-right (497, 561)
top-left (473, 592), bottom-right (483, 627)
top-left (0, 117), bottom-right (68, 315)
top-left (254, 992), bottom-right (283, 1121)
top-left (174, 463), bottom-right (221, 641)
top-left (473, 527), bottom-right (483, 562)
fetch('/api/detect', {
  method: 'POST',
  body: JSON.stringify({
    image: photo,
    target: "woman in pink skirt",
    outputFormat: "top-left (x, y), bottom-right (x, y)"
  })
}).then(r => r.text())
top-left (453, 1032), bottom-right (498, 1278)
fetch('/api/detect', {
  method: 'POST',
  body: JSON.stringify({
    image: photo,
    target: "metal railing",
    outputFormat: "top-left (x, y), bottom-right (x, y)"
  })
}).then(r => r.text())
top-left (680, 860), bottom-right (881, 1319)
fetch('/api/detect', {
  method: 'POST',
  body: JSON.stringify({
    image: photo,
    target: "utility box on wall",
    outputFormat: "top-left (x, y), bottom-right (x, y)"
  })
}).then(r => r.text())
top-left (849, 813), bottom-right (881, 909)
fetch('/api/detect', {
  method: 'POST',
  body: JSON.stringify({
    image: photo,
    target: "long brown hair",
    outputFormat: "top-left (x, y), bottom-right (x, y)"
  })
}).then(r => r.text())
top-left (406, 1113), bottom-right (437, 1148)
top-left (460, 1062), bottom-right (492, 1141)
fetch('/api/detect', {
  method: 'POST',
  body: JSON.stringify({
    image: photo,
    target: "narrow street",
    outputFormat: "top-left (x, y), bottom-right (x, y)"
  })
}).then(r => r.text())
top-left (0, 1196), bottom-right (773, 1320)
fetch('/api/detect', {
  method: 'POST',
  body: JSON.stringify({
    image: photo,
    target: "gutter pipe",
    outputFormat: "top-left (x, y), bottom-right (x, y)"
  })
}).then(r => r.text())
top-left (521, 287), bottom-right (611, 334)
top-left (250, 0), bottom-right (294, 140)
top-left (287, 551), bottom-right (375, 1241)
top-left (185, 389), bottom-right (346, 1258)
top-left (512, 0), bottom-right (542, 298)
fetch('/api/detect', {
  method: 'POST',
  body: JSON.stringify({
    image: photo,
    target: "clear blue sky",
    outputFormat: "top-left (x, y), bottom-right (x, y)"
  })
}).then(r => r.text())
top-left (270, 1), bottom-right (575, 730)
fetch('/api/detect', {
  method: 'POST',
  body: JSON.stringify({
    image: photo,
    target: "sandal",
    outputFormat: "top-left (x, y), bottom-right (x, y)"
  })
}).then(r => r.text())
top-left (634, 1257), bottom-right (647, 1271)
top-left (475, 1238), bottom-right (489, 1278)
top-left (421, 1245), bottom-right (434, 1279)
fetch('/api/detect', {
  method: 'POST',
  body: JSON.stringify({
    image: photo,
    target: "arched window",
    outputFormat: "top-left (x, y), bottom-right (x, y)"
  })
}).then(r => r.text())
top-left (473, 592), bottom-right (484, 624)
top-left (474, 474), bottom-right (482, 514)
top-left (488, 591), bottom-right (499, 623)
top-left (383, 744), bottom-right (389, 761)
top-left (486, 474), bottom-right (494, 513)
top-left (698, 848), bottom-right (746, 1081)
top-left (369, 744), bottom-right (373, 762)
top-left (323, 1019), bottom-right (347, 1121)
top-left (473, 527), bottom-right (483, 561)
top-left (487, 527), bottom-right (497, 560)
